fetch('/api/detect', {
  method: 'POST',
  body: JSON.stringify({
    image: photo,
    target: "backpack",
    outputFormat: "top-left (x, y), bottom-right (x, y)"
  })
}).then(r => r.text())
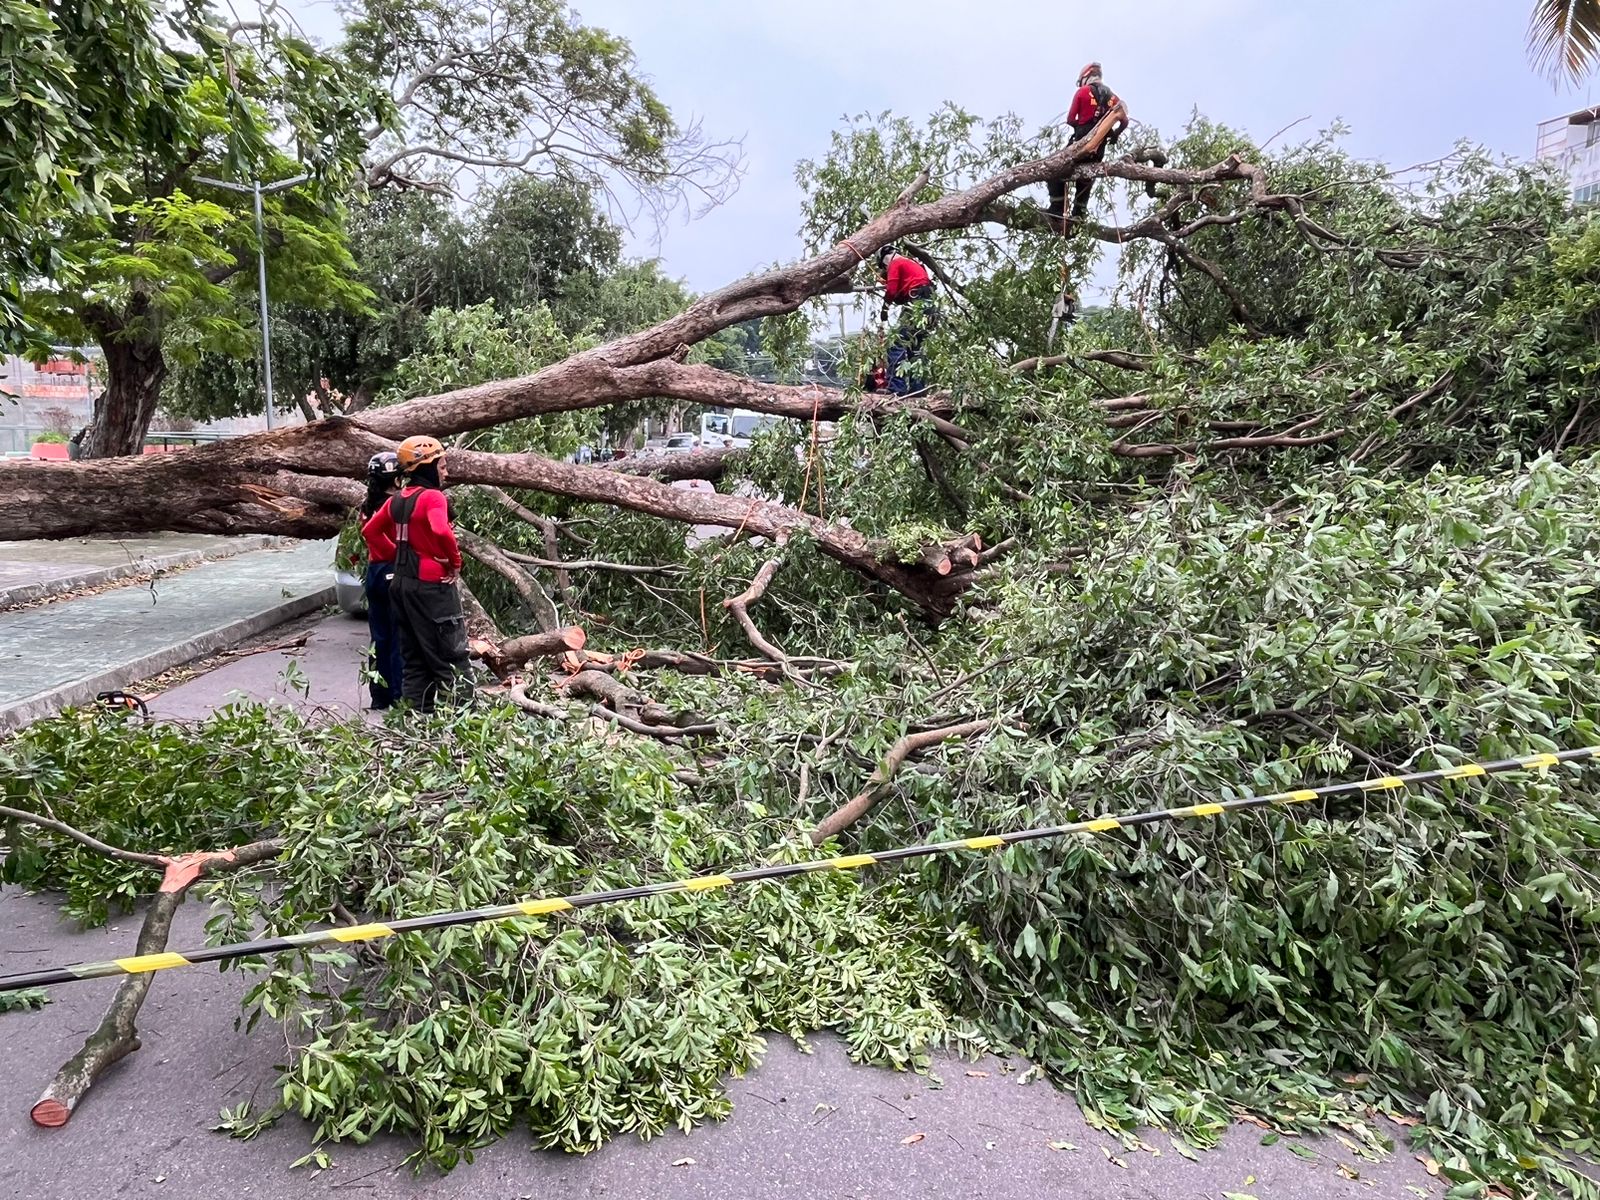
top-left (1074, 81), bottom-right (1120, 136)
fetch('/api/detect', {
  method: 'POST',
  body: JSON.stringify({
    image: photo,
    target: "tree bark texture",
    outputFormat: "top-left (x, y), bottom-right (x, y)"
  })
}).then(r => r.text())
top-left (83, 323), bottom-right (168, 460)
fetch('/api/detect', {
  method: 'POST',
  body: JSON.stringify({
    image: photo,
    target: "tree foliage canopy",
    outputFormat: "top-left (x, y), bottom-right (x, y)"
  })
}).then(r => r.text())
top-left (0, 0), bottom-right (375, 356)
top-left (4, 0), bottom-right (741, 456)
top-left (161, 176), bottom-right (651, 421)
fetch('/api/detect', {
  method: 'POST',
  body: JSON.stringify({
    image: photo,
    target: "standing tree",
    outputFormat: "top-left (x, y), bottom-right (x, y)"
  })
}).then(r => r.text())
top-left (0, 0), bottom-right (230, 353)
top-left (6, 0), bottom-right (741, 458)
top-left (346, 0), bottom-right (741, 222)
top-left (13, 12), bottom-right (381, 457)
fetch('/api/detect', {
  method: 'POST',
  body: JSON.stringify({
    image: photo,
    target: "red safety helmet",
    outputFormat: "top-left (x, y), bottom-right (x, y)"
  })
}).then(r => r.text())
top-left (1078, 62), bottom-right (1102, 86)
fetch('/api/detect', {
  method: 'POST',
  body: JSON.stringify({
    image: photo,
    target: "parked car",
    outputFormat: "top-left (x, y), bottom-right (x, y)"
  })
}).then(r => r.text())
top-left (334, 568), bottom-right (366, 617)
top-left (661, 433), bottom-right (699, 452)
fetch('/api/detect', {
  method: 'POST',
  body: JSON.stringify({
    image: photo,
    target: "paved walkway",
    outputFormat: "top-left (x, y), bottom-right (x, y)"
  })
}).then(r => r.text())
top-left (148, 612), bottom-right (370, 721)
top-left (0, 533), bottom-right (286, 607)
top-left (0, 540), bottom-right (336, 728)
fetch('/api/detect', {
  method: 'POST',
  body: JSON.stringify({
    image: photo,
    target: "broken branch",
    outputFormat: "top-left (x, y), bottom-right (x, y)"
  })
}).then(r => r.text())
top-left (810, 719), bottom-right (996, 844)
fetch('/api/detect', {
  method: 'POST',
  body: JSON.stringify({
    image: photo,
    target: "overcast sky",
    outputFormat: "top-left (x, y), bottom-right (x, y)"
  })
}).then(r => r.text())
top-left (285, 0), bottom-right (1594, 303)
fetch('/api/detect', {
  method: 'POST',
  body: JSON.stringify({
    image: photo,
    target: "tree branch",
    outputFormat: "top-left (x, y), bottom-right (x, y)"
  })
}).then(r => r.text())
top-left (458, 528), bottom-right (560, 633)
top-left (809, 719), bottom-right (996, 844)
top-left (503, 550), bottom-right (678, 575)
top-left (31, 837), bottom-right (282, 1127)
top-left (0, 804), bottom-right (168, 868)
top-left (723, 548), bottom-right (794, 667)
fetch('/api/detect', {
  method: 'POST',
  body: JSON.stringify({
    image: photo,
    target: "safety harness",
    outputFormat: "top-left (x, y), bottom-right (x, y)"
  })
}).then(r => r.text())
top-left (389, 488), bottom-right (431, 581)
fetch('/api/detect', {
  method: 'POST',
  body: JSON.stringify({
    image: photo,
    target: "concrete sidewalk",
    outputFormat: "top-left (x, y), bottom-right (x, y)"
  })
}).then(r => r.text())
top-left (0, 533), bottom-right (289, 608)
top-left (148, 612), bottom-right (370, 721)
top-left (0, 539), bottom-right (337, 729)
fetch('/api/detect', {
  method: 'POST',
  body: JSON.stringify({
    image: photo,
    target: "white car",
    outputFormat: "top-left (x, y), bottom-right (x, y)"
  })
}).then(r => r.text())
top-left (661, 433), bottom-right (699, 452)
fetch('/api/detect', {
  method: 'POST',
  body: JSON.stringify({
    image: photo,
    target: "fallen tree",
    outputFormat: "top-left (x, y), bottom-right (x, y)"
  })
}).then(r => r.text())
top-left (8, 105), bottom-right (1600, 1200)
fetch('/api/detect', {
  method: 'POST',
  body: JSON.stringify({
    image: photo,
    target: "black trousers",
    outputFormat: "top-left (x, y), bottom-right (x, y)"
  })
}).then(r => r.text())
top-left (1048, 134), bottom-right (1107, 224)
top-left (392, 576), bottom-right (471, 711)
top-left (887, 286), bottom-right (938, 395)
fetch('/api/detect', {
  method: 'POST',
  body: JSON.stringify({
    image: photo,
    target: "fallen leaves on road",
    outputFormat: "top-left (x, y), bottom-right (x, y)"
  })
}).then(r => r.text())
top-left (1416, 1155), bottom-right (1442, 1177)
top-left (1100, 1145), bottom-right (1128, 1169)
top-left (671, 1157), bottom-right (695, 1167)
top-left (901, 1133), bottom-right (925, 1145)
top-left (965, 1070), bottom-right (989, 1078)
top-left (1047, 1140), bottom-right (1078, 1152)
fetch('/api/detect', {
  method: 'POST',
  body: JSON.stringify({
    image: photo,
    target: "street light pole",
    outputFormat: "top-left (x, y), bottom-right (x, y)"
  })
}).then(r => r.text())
top-left (251, 181), bottom-right (275, 429)
top-left (192, 173), bottom-right (310, 431)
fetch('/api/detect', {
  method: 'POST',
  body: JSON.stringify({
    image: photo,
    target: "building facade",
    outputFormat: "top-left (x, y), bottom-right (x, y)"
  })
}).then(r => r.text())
top-left (1536, 106), bottom-right (1600, 205)
top-left (0, 352), bottom-right (100, 453)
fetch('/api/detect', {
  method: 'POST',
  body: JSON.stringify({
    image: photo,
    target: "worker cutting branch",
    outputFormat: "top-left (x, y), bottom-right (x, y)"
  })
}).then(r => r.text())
top-left (875, 245), bottom-right (939, 395)
top-left (1047, 61), bottom-right (1126, 233)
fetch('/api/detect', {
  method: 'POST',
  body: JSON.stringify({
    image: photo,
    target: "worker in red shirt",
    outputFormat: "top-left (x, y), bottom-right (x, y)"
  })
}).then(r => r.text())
top-left (875, 245), bottom-right (938, 395)
top-left (1047, 62), bottom-right (1125, 233)
top-left (362, 435), bottom-right (471, 711)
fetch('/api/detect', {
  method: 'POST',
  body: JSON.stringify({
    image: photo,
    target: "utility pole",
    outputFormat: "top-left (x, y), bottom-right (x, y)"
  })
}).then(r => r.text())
top-left (192, 173), bottom-right (311, 430)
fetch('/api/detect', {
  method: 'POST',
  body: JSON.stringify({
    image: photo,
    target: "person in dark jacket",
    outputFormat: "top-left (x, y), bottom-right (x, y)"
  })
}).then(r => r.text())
top-left (1047, 62), bottom-right (1125, 233)
top-left (876, 245), bottom-right (938, 395)
top-left (359, 451), bottom-right (405, 709)
top-left (362, 436), bottom-right (471, 712)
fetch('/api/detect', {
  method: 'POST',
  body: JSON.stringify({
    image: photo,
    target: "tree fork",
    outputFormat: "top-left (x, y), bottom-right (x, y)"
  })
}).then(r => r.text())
top-left (27, 838), bottom-right (283, 1127)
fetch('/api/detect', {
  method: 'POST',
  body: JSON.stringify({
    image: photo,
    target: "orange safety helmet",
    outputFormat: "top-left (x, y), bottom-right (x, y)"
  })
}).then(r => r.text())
top-left (396, 435), bottom-right (445, 471)
top-left (1078, 62), bottom-right (1102, 86)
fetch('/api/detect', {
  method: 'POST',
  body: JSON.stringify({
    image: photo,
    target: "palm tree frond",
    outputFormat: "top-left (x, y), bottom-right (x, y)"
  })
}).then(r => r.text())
top-left (1529, 0), bottom-right (1600, 85)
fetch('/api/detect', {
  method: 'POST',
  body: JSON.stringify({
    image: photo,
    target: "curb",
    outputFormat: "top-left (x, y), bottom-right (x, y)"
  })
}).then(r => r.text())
top-left (0, 584), bottom-right (335, 731)
top-left (0, 535), bottom-right (293, 609)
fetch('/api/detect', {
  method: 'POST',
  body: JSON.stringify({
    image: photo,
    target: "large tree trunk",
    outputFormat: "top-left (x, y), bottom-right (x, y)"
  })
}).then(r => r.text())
top-left (82, 300), bottom-right (167, 460)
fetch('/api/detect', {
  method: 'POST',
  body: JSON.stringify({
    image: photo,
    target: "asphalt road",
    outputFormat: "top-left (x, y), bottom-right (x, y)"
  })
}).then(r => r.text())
top-left (0, 616), bottom-right (1446, 1198)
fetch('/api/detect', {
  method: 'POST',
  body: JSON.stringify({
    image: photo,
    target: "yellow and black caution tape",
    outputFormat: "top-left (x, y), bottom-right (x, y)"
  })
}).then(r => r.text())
top-left (1, 745), bottom-right (1593, 995)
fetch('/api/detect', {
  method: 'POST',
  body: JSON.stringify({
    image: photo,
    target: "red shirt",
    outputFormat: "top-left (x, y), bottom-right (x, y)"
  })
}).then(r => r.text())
top-left (1075, 84), bottom-right (1113, 129)
top-left (884, 255), bottom-right (931, 303)
top-left (362, 486), bottom-right (462, 583)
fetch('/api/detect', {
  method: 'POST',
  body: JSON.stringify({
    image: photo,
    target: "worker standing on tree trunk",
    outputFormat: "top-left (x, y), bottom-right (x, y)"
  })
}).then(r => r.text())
top-left (358, 451), bottom-right (405, 710)
top-left (362, 436), bottom-right (471, 713)
top-left (1048, 62), bottom-right (1125, 233)
top-left (876, 245), bottom-right (938, 395)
